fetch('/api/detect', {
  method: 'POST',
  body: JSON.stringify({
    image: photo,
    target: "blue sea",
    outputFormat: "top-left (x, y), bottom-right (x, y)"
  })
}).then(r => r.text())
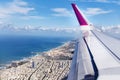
top-left (0, 35), bottom-right (73, 67)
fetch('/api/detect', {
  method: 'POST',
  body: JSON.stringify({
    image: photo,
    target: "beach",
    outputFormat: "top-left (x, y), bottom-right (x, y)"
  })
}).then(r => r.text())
top-left (0, 41), bottom-right (75, 80)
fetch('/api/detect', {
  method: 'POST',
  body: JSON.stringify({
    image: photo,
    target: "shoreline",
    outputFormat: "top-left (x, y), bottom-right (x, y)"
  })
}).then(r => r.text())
top-left (0, 41), bottom-right (69, 69)
top-left (0, 40), bottom-right (75, 80)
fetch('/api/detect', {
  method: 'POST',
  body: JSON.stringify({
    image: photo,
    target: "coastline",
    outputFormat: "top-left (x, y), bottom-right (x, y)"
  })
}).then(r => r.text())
top-left (0, 41), bottom-right (69, 69)
top-left (0, 41), bottom-right (75, 80)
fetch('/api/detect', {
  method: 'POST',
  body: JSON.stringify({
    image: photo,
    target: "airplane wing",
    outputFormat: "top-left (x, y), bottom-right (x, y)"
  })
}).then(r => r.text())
top-left (67, 3), bottom-right (120, 80)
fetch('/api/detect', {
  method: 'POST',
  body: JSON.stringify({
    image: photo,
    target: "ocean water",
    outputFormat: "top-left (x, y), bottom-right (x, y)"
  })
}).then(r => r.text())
top-left (0, 35), bottom-right (73, 67)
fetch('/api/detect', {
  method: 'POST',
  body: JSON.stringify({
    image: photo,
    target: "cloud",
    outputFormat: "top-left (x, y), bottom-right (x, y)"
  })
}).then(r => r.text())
top-left (111, 1), bottom-right (120, 5)
top-left (75, 0), bottom-right (108, 2)
top-left (96, 0), bottom-right (120, 5)
top-left (83, 8), bottom-right (112, 16)
top-left (78, 0), bottom-right (120, 5)
top-left (0, 24), bottom-right (80, 33)
top-left (0, 21), bottom-right (3, 24)
top-left (51, 8), bottom-right (72, 17)
top-left (0, 0), bottom-right (34, 19)
top-left (96, 0), bottom-right (108, 2)
top-left (21, 16), bottom-right (45, 20)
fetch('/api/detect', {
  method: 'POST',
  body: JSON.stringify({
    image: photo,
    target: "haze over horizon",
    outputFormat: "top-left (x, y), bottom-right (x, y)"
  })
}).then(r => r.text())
top-left (0, 0), bottom-right (120, 36)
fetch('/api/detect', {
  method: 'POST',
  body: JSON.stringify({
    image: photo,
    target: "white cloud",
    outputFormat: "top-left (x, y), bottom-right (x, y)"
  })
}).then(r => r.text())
top-left (0, 0), bottom-right (34, 19)
top-left (78, 0), bottom-right (108, 2)
top-left (51, 8), bottom-right (72, 17)
top-left (78, 0), bottom-right (120, 5)
top-left (96, 0), bottom-right (108, 2)
top-left (21, 16), bottom-right (45, 20)
top-left (0, 24), bottom-right (80, 33)
top-left (96, 0), bottom-right (120, 5)
top-left (0, 21), bottom-right (3, 24)
top-left (12, 0), bottom-right (28, 6)
top-left (83, 8), bottom-right (112, 16)
top-left (111, 1), bottom-right (120, 5)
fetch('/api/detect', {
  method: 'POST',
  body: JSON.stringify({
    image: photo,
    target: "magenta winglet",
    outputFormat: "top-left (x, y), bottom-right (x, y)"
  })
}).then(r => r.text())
top-left (72, 3), bottom-right (88, 26)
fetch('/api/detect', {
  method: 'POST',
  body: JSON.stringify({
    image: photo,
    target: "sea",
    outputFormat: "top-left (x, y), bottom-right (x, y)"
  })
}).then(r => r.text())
top-left (0, 27), bottom-right (120, 69)
top-left (0, 35), bottom-right (74, 68)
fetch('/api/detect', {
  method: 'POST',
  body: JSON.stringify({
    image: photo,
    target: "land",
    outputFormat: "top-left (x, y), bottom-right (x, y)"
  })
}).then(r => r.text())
top-left (0, 41), bottom-right (75, 80)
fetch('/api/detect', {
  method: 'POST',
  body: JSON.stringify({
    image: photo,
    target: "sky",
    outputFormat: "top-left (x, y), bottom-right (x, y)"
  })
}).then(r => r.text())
top-left (0, 0), bottom-right (120, 29)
